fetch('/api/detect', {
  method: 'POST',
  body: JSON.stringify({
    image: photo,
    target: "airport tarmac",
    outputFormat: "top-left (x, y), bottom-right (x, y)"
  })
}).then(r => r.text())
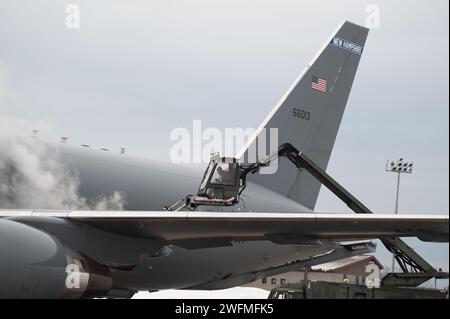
top-left (133, 288), bottom-right (269, 299)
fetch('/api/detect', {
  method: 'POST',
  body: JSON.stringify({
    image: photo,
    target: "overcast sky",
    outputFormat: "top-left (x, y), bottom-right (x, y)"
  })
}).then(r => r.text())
top-left (0, 1), bottom-right (448, 280)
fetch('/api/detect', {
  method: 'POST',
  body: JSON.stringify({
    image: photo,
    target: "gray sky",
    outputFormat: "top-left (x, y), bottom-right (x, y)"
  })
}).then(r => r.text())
top-left (0, 0), bottom-right (448, 278)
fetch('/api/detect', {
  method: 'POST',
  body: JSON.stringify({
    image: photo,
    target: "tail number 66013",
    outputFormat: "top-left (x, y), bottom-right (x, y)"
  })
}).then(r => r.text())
top-left (293, 108), bottom-right (311, 121)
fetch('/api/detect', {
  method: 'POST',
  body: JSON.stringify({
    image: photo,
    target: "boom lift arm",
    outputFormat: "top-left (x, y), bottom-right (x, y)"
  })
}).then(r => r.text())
top-left (165, 143), bottom-right (447, 286)
top-left (242, 143), bottom-right (447, 285)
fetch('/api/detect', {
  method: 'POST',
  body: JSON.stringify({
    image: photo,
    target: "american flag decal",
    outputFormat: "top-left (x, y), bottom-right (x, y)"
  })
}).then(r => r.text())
top-left (312, 76), bottom-right (327, 93)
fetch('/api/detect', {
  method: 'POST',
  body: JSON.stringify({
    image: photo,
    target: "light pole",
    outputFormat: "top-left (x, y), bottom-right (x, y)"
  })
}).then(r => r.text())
top-left (385, 158), bottom-right (414, 272)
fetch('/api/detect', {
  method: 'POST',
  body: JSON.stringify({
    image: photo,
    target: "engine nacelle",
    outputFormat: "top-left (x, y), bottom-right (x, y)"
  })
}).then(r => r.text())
top-left (0, 219), bottom-right (112, 298)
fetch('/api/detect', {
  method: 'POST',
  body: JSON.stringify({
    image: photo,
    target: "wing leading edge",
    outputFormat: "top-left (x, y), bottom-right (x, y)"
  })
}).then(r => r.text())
top-left (2, 210), bottom-right (448, 246)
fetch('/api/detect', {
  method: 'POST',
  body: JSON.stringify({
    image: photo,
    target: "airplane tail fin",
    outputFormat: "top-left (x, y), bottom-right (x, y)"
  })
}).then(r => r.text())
top-left (238, 21), bottom-right (369, 210)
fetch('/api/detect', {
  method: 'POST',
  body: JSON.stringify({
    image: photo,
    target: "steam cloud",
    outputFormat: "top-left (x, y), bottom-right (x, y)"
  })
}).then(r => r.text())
top-left (0, 126), bottom-right (125, 210)
top-left (1, 62), bottom-right (125, 210)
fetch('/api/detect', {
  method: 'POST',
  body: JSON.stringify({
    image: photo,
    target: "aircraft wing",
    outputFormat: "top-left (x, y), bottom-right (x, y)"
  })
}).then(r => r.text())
top-left (1, 210), bottom-right (448, 248)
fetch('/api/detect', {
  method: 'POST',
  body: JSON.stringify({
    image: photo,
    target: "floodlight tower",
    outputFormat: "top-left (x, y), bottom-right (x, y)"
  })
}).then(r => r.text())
top-left (385, 158), bottom-right (414, 272)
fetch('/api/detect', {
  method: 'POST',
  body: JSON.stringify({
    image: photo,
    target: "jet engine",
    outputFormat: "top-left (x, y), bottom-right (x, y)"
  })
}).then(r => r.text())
top-left (0, 219), bottom-right (112, 299)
